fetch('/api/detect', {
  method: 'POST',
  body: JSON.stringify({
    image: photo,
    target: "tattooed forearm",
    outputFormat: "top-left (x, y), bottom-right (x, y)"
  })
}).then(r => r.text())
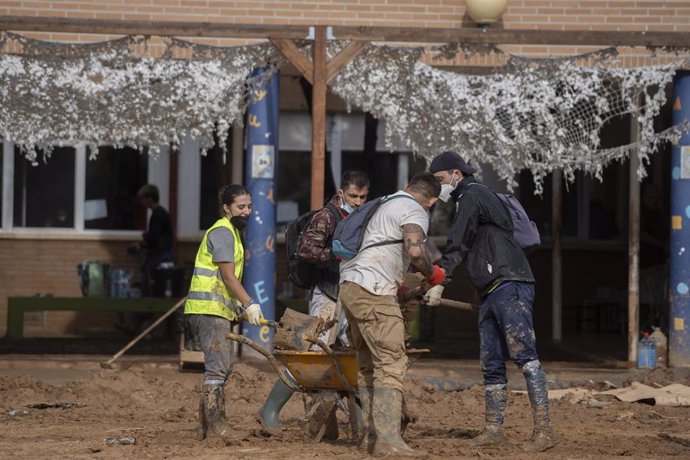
top-left (403, 223), bottom-right (433, 276)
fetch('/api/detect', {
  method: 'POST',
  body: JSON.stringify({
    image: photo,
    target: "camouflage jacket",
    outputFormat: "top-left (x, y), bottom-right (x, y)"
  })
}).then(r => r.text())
top-left (296, 195), bottom-right (347, 300)
top-left (296, 195), bottom-right (346, 264)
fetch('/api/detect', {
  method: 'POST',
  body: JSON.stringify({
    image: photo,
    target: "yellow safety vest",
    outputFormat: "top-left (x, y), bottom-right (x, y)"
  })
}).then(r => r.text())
top-left (184, 217), bottom-right (244, 321)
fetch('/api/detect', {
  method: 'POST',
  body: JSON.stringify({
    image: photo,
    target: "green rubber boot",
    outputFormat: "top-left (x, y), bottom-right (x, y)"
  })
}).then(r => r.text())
top-left (257, 379), bottom-right (294, 437)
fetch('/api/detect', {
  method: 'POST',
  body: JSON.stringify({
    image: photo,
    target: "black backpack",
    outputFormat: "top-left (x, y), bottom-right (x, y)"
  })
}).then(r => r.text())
top-left (466, 183), bottom-right (541, 254)
top-left (285, 203), bottom-right (341, 290)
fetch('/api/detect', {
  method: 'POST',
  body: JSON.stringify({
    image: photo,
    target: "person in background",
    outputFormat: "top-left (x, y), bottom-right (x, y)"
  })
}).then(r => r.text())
top-left (257, 169), bottom-right (370, 439)
top-left (118, 184), bottom-right (174, 336)
top-left (133, 184), bottom-right (173, 296)
top-left (184, 184), bottom-right (264, 444)
top-left (425, 151), bottom-right (554, 452)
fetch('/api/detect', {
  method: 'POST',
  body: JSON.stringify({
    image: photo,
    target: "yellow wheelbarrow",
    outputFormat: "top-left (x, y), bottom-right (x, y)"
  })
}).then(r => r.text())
top-left (227, 330), bottom-right (427, 443)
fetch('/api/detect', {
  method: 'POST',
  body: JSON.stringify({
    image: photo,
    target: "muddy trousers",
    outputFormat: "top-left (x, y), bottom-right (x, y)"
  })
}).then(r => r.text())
top-left (340, 282), bottom-right (425, 457)
top-left (475, 283), bottom-right (554, 450)
top-left (186, 314), bottom-right (239, 442)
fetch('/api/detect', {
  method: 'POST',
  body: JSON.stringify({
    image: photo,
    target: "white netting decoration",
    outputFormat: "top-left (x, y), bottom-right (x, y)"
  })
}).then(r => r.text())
top-left (0, 33), bottom-right (277, 164)
top-left (329, 44), bottom-right (689, 192)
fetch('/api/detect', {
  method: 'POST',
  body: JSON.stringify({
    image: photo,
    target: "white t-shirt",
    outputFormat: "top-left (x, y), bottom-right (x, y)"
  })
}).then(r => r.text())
top-left (340, 191), bottom-right (429, 296)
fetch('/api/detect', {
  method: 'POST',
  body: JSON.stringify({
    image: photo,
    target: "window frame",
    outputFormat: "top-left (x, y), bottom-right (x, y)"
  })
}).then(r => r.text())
top-left (0, 141), bottom-right (169, 240)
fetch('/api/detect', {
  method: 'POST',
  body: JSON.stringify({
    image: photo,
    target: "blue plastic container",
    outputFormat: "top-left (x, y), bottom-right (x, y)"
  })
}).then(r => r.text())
top-left (637, 333), bottom-right (657, 369)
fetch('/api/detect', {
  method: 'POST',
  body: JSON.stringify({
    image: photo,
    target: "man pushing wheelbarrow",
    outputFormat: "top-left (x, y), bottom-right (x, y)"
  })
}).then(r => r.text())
top-left (334, 173), bottom-right (442, 457)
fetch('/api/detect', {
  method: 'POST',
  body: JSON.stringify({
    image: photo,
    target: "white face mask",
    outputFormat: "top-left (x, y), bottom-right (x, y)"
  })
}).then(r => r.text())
top-left (438, 184), bottom-right (455, 203)
top-left (438, 172), bottom-right (458, 203)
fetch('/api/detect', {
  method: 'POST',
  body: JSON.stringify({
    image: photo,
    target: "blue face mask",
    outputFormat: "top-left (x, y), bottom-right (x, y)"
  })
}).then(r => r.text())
top-left (340, 192), bottom-right (354, 214)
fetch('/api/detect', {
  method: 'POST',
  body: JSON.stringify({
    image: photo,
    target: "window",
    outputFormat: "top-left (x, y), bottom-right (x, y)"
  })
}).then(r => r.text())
top-left (199, 147), bottom-right (233, 230)
top-left (1, 143), bottom-right (163, 234)
top-left (84, 146), bottom-right (148, 230)
top-left (13, 146), bottom-right (75, 228)
top-left (519, 165), bottom-right (628, 242)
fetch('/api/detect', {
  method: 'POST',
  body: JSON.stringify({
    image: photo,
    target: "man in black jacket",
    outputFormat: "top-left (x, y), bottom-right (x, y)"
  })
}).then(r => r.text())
top-left (425, 151), bottom-right (555, 452)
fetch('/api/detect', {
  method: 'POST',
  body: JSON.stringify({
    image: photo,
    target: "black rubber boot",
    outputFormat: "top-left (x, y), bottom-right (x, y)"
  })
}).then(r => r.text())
top-left (201, 383), bottom-right (248, 446)
top-left (471, 384), bottom-right (508, 447)
top-left (371, 388), bottom-right (428, 458)
top-left (257, 379), bottom-right (294, 437)
top-left (522, 360), bottom-right (556, 452)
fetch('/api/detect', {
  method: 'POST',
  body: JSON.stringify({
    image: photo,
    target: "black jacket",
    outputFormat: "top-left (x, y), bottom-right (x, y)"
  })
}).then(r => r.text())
top-left (439, 176), bottom-right (534, 296)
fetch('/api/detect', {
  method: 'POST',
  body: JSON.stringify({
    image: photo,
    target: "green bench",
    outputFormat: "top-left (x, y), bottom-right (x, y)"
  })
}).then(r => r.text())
top-left (6, 296), bottom-right (181, 339)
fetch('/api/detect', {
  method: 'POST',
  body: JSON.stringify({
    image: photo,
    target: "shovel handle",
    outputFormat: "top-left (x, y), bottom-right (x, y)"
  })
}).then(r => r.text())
top-left (438, 298), bottom-right (476, 312)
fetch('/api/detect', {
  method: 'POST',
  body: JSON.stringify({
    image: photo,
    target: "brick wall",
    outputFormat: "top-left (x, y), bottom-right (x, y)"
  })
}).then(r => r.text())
top-left (2, 1), bottom-right (688, 61)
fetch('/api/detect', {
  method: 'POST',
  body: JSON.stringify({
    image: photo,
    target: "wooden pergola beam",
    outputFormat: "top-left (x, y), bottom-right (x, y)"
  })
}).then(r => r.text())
top-left (270, 38), bottom-right (313, 85)
top-left (332, 26), bottom-right (690, 48)
top-left (2, 15), bottom-right (690, 48)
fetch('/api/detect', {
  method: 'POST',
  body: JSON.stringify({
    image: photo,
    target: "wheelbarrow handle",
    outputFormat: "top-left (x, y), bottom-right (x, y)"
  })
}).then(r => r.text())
top-left (225, 332), bottom-right (302, 392)
top-left (259, 318), bottom-right (279, 328)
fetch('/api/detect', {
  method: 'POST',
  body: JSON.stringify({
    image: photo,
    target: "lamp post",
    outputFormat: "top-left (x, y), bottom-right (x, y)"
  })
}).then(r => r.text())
top-left (465, 0), bottom-right (509, 28)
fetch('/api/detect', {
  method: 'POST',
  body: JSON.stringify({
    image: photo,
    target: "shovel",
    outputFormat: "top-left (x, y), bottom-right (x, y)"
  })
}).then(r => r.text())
top-left (100, 297), bottom-right (187, 369)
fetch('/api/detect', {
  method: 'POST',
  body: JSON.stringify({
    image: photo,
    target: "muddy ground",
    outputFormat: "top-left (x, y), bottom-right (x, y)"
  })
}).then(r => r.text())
top-left (1, 360), bottom-right (690, 459)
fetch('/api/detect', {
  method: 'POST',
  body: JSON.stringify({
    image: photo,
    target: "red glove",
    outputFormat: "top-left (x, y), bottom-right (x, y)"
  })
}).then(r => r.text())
top-left (427, 265), bottom-right (446, 286)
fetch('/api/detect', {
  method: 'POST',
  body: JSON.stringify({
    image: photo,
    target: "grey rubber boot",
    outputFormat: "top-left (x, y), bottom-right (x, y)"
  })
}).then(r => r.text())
top-left (371, 388), bottom-right (428, 458)
top-left (257, 379), bottom-right (294, 437)
top-left (470, 384), bottom-right (508, 447)
top-left (356, 387), bottom-right (374, 451)
top-left (522, 360), bottom-right (556, 452)
top-left (201, 383), bottom-right (248, 445)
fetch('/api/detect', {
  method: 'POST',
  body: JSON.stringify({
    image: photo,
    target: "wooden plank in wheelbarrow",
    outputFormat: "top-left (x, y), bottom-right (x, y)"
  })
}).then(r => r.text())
top-left (273, 308), bottom-right (324, 351)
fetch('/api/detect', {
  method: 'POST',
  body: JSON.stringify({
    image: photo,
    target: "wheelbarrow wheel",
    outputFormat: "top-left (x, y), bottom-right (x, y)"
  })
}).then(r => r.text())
top-left (306, 391), bottom-right (340, 442)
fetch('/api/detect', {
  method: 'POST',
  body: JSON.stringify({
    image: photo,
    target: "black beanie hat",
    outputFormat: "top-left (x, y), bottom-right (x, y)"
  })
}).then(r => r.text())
top-left (429, 151), bottom-right (476, 175)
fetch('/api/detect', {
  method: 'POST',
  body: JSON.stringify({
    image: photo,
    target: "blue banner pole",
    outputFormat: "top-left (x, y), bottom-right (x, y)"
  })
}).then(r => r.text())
top-left (242, 68), bottom-right (280, 355)
top-left (669, 71), bottom-right (690, 367)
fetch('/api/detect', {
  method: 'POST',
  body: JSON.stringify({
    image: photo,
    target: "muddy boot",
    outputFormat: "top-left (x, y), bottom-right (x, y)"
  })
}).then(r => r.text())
top-left (257, 379), bottom-right (294, 437)
top-left (372, 388), bottom-right (428, 458)
top-left (197, 392), bottom-right (207, 440)
top-left (356, 387), bottom-right (375, 451)
top-left (202, 383), bottom-right (248, 446)
top-left (471, 384), bottom-right (508, 447)
top-left (521, 360), bottom-right (556, 452)
top-left (401, 394), bottom-right (418, 437)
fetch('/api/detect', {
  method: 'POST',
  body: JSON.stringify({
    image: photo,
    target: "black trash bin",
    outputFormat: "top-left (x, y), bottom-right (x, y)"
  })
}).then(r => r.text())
top-left (151, 267), bottom-right (186, 298)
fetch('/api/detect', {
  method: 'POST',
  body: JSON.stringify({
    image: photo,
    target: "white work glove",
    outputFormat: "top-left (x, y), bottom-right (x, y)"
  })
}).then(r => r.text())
top-left (244, 303), bottom-right (264, 326)
top-left (423, 285), bottom-right (445, 307)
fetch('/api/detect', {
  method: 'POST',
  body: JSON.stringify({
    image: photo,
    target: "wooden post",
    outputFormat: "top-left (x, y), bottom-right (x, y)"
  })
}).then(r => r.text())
top-left (628, 115), bottom-right (641, 364)
top-left (310, 26), bottom-right (327, 211)
top-left (169, 147), bottom-right (179, 249)
top-left (552, 170), bottom-right (563, 343)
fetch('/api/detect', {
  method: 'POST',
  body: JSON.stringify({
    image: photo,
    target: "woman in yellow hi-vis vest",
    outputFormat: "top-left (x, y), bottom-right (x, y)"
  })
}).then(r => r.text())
top-left (184, 184), bottom-right (264, 444)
